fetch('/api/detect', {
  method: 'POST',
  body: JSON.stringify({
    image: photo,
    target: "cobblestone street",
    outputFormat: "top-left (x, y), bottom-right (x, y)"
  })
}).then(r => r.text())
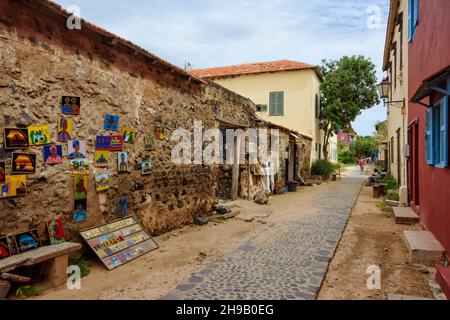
top-left (163, 168), bottom-right (365, 300)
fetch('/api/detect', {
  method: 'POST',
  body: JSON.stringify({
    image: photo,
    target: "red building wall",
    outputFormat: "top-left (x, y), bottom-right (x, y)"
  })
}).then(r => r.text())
top-left (408, 0), bottom-right (450, 259)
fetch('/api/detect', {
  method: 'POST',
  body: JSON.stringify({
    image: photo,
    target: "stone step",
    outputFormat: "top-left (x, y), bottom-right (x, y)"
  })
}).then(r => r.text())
top-left (403, 231), bottom-right (446, 265)
top-left (436, 267), bottom-right (450, 300)
top-left (393, 207), bottom-right (420, 224)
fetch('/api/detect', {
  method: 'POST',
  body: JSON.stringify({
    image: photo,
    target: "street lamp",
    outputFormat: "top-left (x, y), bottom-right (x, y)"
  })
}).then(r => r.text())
top-left (377, 79), bottom-right (406, 109)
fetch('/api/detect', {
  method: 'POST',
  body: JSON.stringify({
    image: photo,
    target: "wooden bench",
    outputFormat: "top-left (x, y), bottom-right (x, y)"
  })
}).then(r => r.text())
top-left (0, 242), bottom-right (81, 289)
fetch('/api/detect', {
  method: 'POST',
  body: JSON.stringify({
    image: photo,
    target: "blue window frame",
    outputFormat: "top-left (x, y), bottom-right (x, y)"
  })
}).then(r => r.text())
top-left (408, 0), bottom-right (419, 42)
top-left (426, 96), bottom-right (448, 168)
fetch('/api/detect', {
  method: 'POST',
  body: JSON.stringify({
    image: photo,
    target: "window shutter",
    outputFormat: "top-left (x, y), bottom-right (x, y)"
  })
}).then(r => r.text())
top-left (426, 108), bottom-right (434, 164)
top-left (440, 97), bottom-right (448, 167)
top-left (269, 92), bottom-right (276, 115)
top-left (278, 92), bottom-right (284, 116)
top-left (413, 0), bottom-right (419, 27)
top-left (408, 0), bottom-right (413, 41)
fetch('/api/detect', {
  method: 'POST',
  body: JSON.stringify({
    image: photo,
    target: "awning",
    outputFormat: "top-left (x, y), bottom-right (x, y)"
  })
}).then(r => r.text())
top-left (411, 67), bottom-right (450, 107)
top-left (290, 133), bottom-right (301, 140)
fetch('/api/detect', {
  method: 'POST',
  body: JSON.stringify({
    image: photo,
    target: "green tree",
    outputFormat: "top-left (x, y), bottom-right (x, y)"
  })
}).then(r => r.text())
top-left (351, 136), bottom-right (378, 158)
top-left (319, 55), bottom-right (380, 160)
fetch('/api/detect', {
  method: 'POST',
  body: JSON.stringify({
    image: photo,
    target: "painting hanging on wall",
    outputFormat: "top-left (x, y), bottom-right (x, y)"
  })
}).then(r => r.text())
top-left (94, 151), bottom-right (109, 168)
top-left (0, 236), bottom-right (11, 260)
top-left (95, 174), bottom-right (110, 192)
top-left (1, 175), bottom-right (26, 198)
top-left (73, 173), bottom-right (88, 201)
top-left (109, 135), bottom-right (123, 152)
top-left (117, 152), bottom-right (130, 173)
top-left (28, 125), bottom-right (51, 146)
top-left (69, 159), bottom-right (90, 175)
top-left (57, 116), bottom-right (73, 142)
top-left (155, 127), bottom-right (165, 140)
top-left (43, 145), bottom-right (63, 166)
top-left (47, 218), bottom-right (65, 245)
top-left (95, 136), bottom-right (111, 151)
top-left (142, 159), bottom-right (152, 175)
top-left (122, 128), bottom-right (136, 144)
top-left (144, 135), bottom-right (156, 151)
top-left (61, 96), bottom-right (81, 115)
top-left (14, 229), bottom-right (41, 254)
top-left (12, 153), bottom-right (36, 174)
top-left (68, 140), bottom-right (87, 159)
top-left (4, 128), bottom-right (30, 149)
top-left (0, 161), bottom-right (5, 183)
top-left (104, 115), bottom-right (120, 131)
top-left (73, 199), bottom-right (87, 223)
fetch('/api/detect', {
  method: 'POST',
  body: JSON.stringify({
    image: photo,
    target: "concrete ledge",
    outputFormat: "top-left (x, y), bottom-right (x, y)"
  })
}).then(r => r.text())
top-left (393, 207), bottom-right (420, 224)
top-left (436, 268), bottom-right (450, 300)
top-left (386, 293), bottom-right (433, 300)
top-left (403, 231), bottom-right (445, 265)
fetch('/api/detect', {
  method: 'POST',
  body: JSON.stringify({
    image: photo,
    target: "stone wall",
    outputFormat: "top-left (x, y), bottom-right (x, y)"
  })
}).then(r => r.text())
top-left (0, 0), bottom-right (257, 239)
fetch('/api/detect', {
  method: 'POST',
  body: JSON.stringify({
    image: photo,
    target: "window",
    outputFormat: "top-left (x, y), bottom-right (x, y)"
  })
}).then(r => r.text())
top-left (426, 96), bottom-right (448, 168)
top-left (408, 0), bottom-right (419, 41)
top-left (269, 92), bottom-right (284, 116)
top-left (393, 45), bottom-right (397, 90)
top-left (256, 104), bottom-right (267, 112)
top-left (315, 94), bottom-right (320, 119)
top-left (391, 137), bottom-right (395, 163)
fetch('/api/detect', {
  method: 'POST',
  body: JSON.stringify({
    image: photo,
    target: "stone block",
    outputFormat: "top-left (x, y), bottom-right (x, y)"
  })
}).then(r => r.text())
top-left (403, 231), bottom-right (445, 265)
top-left (393, 207), bottom-right (420, 224)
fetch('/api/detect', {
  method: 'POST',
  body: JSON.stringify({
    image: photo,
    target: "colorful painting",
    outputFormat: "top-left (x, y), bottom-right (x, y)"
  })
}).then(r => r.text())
top-left (117, 152), bottom-right (130, 173)
top-left (73, 199), bottom-right (87, 223)
top-left (95, 174), bottom-right (110, 192)
top-left (94, 151), bottom-right (109, 168)
top-left (43, 145), bottom-right (63, 166)
top-left (104, 115), bottom-right (120, 131)
top-left (69, 159), bottom-right (90, 174)
top-left (28, 125), bottom-right (51, 146)
top-left (155, 127), bottom-right (165, 140)
top-left (4, 128), bottom-right (30, 149)
top-left (1, 175), bottom-right (26, 198)
top-left (57, 116), bottom-right (73, 142)
top-left (68, 140), bottom-right (87, 159)
top-left (95, 136), bottom-right (111, 151)
top-left (73, 173), bottom-right (88, 200)
top-left (0, 236), bottom-right (11, 259)
top-left (47, 218), bottom-right (65, 245)
top-left (0, 161), bottom-right (5, 183)
top-left (12, 153), bottom-right (36, 174)
top-left (14, 229), bottom-right (40, 254)
top-left (61, 96), bottom-right (81, 115)
top-left (110, 135), bottom-right (123, 152)
top-left (144, 135), bottom-right (156, 151)
top-left (142, 159), bottom-right (152, 175)
top-left (122, 128), bottom-right (136, 144)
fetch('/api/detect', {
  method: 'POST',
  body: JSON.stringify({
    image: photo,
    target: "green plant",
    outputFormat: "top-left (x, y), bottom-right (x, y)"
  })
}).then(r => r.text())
top-left (311, 160), bottom-right (338, 178)
top-left (338, 150), bottom-right (357, 164)
top-left (68, 253), bottom-right (90, 278)
top-left (386, 191), bottom-right (400, 202)
top-left (384, 175), bottom-right (399, 191)
top-left (377, 201), bottom-right (393, 213)
top-left (16, 284), bottom-right (44, 298)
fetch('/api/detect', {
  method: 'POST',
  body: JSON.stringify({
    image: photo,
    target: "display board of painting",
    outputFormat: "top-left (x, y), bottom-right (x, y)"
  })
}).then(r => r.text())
top-left (80, 216), bottom-right (158, 270)
top-left (1, 175), bottom-right (27, 198)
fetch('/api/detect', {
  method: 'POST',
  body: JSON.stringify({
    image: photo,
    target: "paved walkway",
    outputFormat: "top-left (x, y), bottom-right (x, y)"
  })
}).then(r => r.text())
top-left (162, 168), bottom-right (365, 300)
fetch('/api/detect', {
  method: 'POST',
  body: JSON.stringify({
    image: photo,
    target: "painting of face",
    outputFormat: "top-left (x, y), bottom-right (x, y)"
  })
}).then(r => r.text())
top-left (12, 153), bottom-right (36, 174)
top-left (94, 151), bottom-right (109, 168)
top-left (104, 115), bottom-right (120, 131)
top-left (57, 116), bottom-right (73, 142)
top-left (68, 140), bottom-right (87, 159)
top-left (43, 145), bottom-right (63, 166)
top-left (95, 136), bottom-right (111, 151)
top-left (73, 199), bottom-right (87, 223)
top-left (110, 135), bottom-right (123, 152)
top-left (61, 96), bottom-right (81, 115)
top-left (28, 125), bottom-right (51, 146)
top-left (47, 218), bottom-right (65, 245)
top-left (95, 174), bottom-right (110, 192)
top-left (142, 160), bottom-right (152, 175)
top-left (0, 175), bottom-right (26, 198)
top-left (4, 128), bottom-right (30, 149)
top-left (122, 128), bottom-right (136, 144)
top-left (0, 161), bottom-right (5, 183)
top-left (117, 152), bottom-right (129, 173)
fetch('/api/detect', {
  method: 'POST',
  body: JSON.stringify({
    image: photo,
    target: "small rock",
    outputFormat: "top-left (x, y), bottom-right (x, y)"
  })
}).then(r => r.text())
top-left (199, 251), bottom-right (208, 259)
top-left (419, 268), bottom-right (430, 275)
top-left (16, 111), bottom-right (33, 127)
top-left (254, 191), bottom-right (269, 205)
top-left (193, 216), bottom-right (210, 226)
top-left (257, 219), bottom-right (267, 224)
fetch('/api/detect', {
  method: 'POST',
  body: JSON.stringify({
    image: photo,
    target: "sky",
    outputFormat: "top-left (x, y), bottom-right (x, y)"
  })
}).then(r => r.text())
top-left (52, 0), bottom-right (390, 136)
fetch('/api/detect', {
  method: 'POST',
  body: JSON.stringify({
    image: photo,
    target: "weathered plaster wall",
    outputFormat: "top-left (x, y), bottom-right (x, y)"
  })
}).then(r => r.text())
top-left (0, 0), bottom-right (256, 239)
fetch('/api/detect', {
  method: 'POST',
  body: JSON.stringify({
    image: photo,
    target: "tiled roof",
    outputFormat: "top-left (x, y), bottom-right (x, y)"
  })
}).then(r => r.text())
top-left (190, 60), bottom-right (322, 79)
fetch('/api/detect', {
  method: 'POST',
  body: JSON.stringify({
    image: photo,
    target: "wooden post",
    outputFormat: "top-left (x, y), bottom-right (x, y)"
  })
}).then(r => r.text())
top-left (48, 254), bottom-right (68, 288)
top-left (231, 136), bottom-right (241, 200)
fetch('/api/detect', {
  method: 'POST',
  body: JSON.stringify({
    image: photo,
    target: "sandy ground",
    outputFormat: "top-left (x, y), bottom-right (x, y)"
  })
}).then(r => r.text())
top-left (318, 185), bottom-right (436, 300)
top-left (34, 176), bottom-right (332, 300)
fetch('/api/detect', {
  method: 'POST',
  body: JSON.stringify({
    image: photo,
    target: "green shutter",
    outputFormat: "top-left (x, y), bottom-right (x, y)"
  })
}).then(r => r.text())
top-left (269, 92), bottom-right (276, 115)
top-left (426, 108), bottom-right (434, 164)
top-left (278, 92), bottom-right (284, 116)
top-left (439, 97), bottom-right (448, 167)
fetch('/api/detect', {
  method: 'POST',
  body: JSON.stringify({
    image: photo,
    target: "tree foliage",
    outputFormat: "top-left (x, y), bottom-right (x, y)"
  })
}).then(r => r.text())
top-left (350, 136), bottom-right (378, 158)
top-left (319, 55), bottom-right (380, 160)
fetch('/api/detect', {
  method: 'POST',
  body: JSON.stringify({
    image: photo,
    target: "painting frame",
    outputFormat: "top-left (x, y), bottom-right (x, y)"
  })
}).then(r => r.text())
top-left (94, 151), bottom-right (109, 168)
top-left (122, 127), bottom-right (136, 144)
top-left (43, 145), bottom-right (63, 166)
top-left (95, 174), bottom-right (110, 192)
top-left (109, 135), bottom-right (123, 152)
top-left (68, 140), bottom-right (87, 159)
top-left (57, 116), bottom-right (73, 142)
top-left (13, 228), bottom-right (41, 254)
top-left (61, 96), bottom-right (81, 115)
top-left (47, 218), bottom-right (65, 245)
top-left (0, 161), bottom-right (5, 184)
top-left (11, 152), bottom-right (36, 175)
top-left (4, 128), bottom-right (30, 150)
top-left (104, 115), bottom-right (120, 131)
top-left (28, 125), bottom-right (51, 146)
top-left (117, 152), bottom-right (130, 173)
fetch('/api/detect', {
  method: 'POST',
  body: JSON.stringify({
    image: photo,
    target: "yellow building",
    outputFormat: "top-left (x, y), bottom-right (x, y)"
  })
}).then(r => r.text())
top-left (191, 60), bottom-right (337, 163)
top-left (383, 0), bottom-right (409, 186)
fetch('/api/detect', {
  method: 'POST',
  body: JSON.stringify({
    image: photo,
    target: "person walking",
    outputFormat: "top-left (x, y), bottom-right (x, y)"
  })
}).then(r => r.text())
top-left (358, 158), bottom-right (366, 173)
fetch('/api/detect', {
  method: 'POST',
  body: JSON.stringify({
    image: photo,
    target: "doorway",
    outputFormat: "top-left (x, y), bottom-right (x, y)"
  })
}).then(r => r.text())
top-left (407, 121), bottom-right (419, 207)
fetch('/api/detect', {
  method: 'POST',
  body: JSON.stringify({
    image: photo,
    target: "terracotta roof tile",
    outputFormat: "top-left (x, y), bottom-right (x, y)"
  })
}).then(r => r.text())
top-left (190, 60), bottom-right (320, 79)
